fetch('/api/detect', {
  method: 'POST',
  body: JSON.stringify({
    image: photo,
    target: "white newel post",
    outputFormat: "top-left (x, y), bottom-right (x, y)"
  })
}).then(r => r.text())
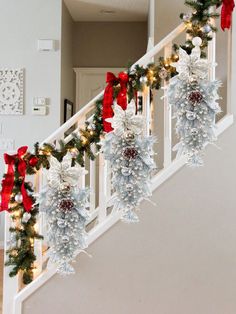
top-left (163, 42), bottom-right (172, 167)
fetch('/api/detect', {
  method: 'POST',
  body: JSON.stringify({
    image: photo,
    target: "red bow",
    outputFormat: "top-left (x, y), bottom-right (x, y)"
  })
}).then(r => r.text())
top-left (221, 0), bottom-right (235, 30)
top-left (0, 146), bottom-right (33, 212)
top-left (102, 71), bottom-right (129, 133)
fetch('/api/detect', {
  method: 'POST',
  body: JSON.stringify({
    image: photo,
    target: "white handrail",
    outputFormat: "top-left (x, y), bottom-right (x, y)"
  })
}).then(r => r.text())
top-left (131, 23), bottom-right (185, 69)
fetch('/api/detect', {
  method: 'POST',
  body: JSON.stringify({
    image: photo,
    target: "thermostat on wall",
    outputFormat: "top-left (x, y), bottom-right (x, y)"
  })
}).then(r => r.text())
top-left (37, 39), bottom-right (55, 51)
top-left (32, 106), bottom-right (47, 115)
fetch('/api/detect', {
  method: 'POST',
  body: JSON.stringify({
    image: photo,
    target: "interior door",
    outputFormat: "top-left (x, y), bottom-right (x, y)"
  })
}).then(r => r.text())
top-left (74, 67), bottom-right (124, 110)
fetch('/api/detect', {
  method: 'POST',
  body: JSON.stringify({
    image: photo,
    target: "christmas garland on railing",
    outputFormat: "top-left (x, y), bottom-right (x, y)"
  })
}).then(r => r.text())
top-left (1, 0), bottom-right (233, 285)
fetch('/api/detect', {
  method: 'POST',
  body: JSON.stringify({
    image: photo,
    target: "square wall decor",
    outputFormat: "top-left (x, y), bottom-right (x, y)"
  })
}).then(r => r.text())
top-left (0, 68), bottom-right (24, 115)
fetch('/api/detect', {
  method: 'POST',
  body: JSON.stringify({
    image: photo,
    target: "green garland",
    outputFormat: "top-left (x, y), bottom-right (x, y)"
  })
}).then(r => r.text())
top-left (2, 0), bottom-right (224, 286)
top-left (180, 0), bottom-right (223, 56)
top-left (33, 98), bottom-right (103, 168)
top-left (4, 155), bottom-right (43, 285)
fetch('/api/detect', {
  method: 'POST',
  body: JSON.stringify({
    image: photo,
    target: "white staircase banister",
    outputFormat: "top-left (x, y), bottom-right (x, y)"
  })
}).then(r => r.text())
top-left (131, 23), bottom-right (185, 69)
top-left (42, 91), bottom-right (103, 144)
top-left (4, 17), bottom-right (235, 314)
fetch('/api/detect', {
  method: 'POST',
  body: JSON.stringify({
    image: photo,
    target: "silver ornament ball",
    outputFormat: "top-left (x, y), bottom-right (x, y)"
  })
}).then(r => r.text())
top-left (202, 24), bottom-right (212, 33)
top-left (123, 131), bottom-right (135, 144)
top-left (15, 193), bottom-right (23, 203)
top-left (22, 212), bottom-right (31, 223)
top-left (139, 76), bottom-right (148, 84)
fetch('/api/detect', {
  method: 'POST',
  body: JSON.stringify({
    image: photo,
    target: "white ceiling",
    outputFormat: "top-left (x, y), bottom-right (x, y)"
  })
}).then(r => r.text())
top-left (64, 0), bottom-right (149, 22)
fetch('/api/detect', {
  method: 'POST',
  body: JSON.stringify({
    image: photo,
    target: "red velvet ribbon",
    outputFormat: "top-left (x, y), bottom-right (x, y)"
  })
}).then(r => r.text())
top-left (221, 0), bottom-right (235, 30)
top-left (102, 71), bottom-right (129, 133)
top-left (0, 146), bottom-right (33, 212)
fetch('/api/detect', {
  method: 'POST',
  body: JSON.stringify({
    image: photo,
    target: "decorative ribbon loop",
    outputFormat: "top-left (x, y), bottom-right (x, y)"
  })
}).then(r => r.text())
top-left (0, 146), bottom-right (33, 212)
top-left (221, 0), bottom-right (235, 30)
top-left (102, 71), bottom-right (129, 133)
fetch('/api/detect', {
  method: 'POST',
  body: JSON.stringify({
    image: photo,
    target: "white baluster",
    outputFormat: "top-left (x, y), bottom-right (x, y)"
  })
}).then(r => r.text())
top-left (142, 85), bottom-right (151, 136)
top-left (106, 160), bottom-right (111, 200)
top-left (98, 153), bottom-right (109, 223)
top-left (208, 33), bottom-right (216, 81)
top-left (163, 42), bottom-right (172, 167)
top-left (54, 132), bottom-right (65, 150)
top-left (208, 8), bottom-right (216, 81)
top-left (33, 170), bottom-right (43, 276)
top-left (78, 115), bottom-right (86, 189)
top-left (89, 144), bottom-right (96, 212)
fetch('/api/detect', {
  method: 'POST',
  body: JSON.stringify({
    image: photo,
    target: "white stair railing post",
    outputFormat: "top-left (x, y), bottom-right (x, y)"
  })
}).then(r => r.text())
top-left (98, 153), bottom-right (109, 222)
top-left (33, 169), bottom-right (43, 276)
top-left (163, 42), bottom-right (172, 167)
top-left (208, 33), bottom-right (216, 81)
top-left (208, 7), bottom-right (216, 81)
top-left (89, 144), bottom-right (96, 212)
top-left (142, 86), bottom-right (151, 136)
top-left (78, 115), bottom-right (86, 189)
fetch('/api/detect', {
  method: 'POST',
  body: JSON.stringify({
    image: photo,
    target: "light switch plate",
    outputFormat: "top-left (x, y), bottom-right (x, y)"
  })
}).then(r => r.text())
top-left (32, 106), bottom-right (47, 115)
top-left (0, 138), bottom-right (15, 151)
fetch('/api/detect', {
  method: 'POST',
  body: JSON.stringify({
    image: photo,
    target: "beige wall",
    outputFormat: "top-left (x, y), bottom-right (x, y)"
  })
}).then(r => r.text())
top-left (72, 22), bottom-right (148, 67)
top-left (154, 0), bottom-right (186, 43)
top-left (61, 1), bottom-right (75, 123)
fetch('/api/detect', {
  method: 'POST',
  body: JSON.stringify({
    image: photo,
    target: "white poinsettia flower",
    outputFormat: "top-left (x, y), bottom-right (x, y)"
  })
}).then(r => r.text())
top-left (172, 48), bottom-right (210, 81)
top-left (106, 100), bottom-right (143, 136)
top-left (48, 152), bottom-right (87, 188)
